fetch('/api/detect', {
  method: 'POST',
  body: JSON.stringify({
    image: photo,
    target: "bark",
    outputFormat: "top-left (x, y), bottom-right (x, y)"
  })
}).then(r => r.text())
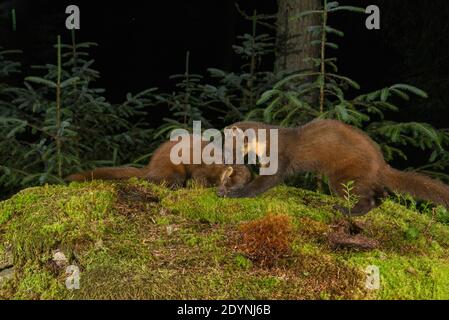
top-left (275, 0), bottom-right (322, 74)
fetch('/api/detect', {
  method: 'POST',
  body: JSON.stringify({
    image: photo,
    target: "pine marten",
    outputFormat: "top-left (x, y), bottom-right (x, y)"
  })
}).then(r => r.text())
top-left (66, 136), bottom-right (252, 194)
top-left (222, 119), bottom-right (449, 215)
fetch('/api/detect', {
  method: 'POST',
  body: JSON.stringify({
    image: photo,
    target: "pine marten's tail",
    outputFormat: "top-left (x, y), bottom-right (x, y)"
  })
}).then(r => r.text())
top-left (65, 167), bottom-right (146, 182)
top-left (381, 166), bottom-right (449, 209)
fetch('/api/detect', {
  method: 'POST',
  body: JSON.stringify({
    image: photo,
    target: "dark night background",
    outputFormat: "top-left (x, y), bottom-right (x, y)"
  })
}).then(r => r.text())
top-left (1, 0), bottom-right (448, 127)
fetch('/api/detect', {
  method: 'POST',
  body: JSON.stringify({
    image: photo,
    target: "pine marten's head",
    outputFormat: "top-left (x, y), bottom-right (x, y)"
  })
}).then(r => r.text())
top-left (225, 121), bottom-right (279, 175)
top-left (225, 122), bottom-right (269, 157)
top-left (217, 165), bottom-right (252, 197)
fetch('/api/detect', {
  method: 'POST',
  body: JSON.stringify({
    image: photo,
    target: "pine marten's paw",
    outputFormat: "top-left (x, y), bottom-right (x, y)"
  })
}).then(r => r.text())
top-left (222, 188), bottom-right (256, 198)
top-left (216, 187), bottom-right (228, 198)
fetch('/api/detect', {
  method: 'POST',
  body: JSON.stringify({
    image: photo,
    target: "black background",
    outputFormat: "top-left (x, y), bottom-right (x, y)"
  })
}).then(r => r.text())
top-left (2, 0), bottom-right (449, 128)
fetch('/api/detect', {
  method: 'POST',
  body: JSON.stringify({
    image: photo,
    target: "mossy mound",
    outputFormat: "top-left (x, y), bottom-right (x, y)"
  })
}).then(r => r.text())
top-left (1, 180), bottom-right (449, 300)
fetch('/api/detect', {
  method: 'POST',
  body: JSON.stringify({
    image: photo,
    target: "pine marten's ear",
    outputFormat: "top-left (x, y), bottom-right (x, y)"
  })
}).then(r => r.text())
top-left (220, 166), bottom-right (234, 183)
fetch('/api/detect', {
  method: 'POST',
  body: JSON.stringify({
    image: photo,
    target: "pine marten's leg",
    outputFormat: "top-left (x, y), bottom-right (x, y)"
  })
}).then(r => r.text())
top-left (330, 177), bottom-right (378, 216)
top-left (225, 174), bottom-right (284, 198)
top-left (145, 165), bottom-right (186, 188)
top-left (147, 173), bottom-right (185, 188)
top-left (349, 195), bottom-right (377, 216)
top-left (190, 167), bottom-right (217, 187)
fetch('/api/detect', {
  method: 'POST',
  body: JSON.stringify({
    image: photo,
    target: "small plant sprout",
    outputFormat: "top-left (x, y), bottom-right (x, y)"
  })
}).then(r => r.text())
top-left (341, 180), bottom-right (359, 215)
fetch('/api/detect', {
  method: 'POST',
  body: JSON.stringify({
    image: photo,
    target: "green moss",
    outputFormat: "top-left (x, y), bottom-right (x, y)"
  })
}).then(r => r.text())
top-left (13, 267), bottom-right (65, 300)
top-left (161, 185), bottom-right (336, 224)
top-left (349, 253), bottom-right (449, 299)
top-left (357, 200), bottom-right (449, 256)
top-left (1, 180), bottom-right (449, 299)
top-left (235, 254), bottom-right (253, 270)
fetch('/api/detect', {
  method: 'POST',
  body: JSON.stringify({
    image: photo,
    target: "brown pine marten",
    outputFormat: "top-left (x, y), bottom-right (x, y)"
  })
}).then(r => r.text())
top-left (222, 119), bottom-right (449, 215)
top-left (66, 136), bottom-right (252, 194)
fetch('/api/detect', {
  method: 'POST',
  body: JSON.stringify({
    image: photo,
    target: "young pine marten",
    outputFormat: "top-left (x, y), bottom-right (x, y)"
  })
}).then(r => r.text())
top-left (223, 119), bottom-right (449, 215)
top-left (66, 136), bottom-right (252, 194)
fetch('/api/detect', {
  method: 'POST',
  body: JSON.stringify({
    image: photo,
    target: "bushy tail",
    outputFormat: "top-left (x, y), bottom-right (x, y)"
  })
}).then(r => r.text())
top-left (65, 167), bottom-right (146, 182)
top-left (382, 166), bottom-right (449, 209)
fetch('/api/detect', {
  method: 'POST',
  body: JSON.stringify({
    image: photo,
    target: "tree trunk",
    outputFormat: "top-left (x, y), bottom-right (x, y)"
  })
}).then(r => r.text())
top-left (275, 0), bottom-right (322, 74)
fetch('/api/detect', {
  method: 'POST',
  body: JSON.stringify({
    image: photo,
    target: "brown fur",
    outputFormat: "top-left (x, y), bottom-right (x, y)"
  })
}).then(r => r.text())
top-left (66, 136), bottom-right (252, 193)
top-left (224, 120), bottom-right (449, 215)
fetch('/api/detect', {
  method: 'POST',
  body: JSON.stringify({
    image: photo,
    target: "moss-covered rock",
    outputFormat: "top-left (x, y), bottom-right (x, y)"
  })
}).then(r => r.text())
top-left (0, 179), bottom-right (448, 300)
